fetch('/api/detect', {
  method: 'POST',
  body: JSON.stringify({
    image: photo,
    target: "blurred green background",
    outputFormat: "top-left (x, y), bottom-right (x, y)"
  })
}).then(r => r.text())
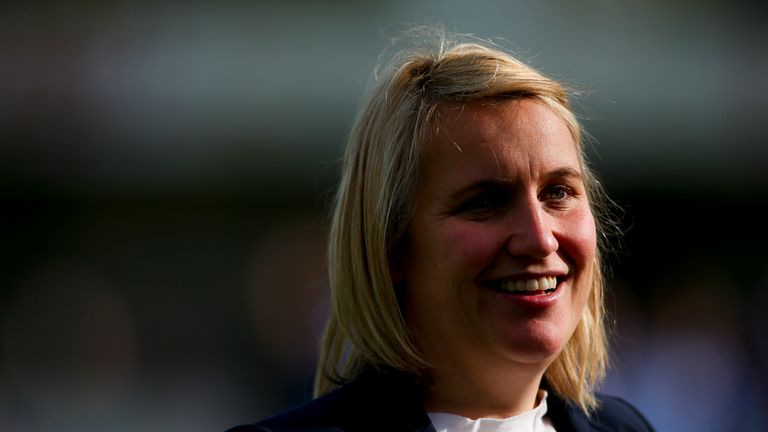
top-left (2, 1), bottom-right (767, 431)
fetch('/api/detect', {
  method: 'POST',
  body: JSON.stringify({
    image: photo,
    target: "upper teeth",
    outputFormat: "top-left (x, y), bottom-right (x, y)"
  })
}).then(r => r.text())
top-left (499, 276), bottom-right (558, 292)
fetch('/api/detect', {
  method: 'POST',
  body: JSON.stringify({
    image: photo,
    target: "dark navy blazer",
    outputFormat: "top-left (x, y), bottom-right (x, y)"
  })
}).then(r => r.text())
top-left (227, 367), bottom-right (655, 432)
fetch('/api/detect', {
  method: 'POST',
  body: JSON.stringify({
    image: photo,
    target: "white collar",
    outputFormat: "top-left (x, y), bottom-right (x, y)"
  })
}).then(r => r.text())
top-left (427, 390), bottom-right (555, 432)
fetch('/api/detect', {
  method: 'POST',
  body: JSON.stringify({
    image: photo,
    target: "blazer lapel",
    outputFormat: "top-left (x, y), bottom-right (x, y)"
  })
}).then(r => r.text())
top-left (545, 391), bottom-right (593, 432)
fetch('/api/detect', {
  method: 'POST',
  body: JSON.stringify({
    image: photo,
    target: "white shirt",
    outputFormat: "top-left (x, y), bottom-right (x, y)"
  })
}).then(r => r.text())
top-left (427, 390), bottom-right (557, 432)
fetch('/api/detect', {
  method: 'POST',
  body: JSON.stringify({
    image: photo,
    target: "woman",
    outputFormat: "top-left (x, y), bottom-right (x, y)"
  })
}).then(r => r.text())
top-left (230, 29), bottom-right (654, 432)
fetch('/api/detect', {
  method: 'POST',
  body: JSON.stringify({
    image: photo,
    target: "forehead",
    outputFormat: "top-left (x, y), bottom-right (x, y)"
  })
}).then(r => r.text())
top-left (423, 99), bottom-right (581, 178)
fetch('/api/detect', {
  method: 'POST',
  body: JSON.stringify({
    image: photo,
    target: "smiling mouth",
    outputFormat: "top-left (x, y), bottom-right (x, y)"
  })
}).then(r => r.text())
top-left (490, 276), bottom-right (559, 295)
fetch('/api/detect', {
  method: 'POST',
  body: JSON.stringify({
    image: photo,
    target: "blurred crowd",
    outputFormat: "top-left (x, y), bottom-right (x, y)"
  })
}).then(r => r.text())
top-left (2, 1), bottom-right (766, 431)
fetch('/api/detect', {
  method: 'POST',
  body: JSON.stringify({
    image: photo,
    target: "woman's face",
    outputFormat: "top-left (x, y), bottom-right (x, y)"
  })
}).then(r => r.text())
top-left (400, 99), bottom-right (596, 372)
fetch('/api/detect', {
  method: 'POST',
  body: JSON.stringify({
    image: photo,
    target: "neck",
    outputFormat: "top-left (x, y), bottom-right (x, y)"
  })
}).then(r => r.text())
top-left (422, 361), bottom-right (546, 419)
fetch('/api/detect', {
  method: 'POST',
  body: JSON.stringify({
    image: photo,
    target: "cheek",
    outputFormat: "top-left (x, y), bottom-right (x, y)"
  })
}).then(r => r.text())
top-left (564, 210), bottom-right (597, 317)
top-left (439, 222), bottom-right (504, 271)
top-left (562, 208), bottom-right (597, 267)
top-left (403, 221), bottom-right (502, 308)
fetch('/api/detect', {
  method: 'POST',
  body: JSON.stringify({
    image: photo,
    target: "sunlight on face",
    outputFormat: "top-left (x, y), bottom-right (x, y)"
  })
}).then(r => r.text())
top-left (402, 99), bottom-right (596, 374)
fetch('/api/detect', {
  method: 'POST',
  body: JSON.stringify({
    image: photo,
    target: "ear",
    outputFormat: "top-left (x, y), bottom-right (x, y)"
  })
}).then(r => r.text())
top-left (389, 255), bottom-right (404, 284)
top-left (390, 236), bottom-right (412, 287)
top-left (389, 255), bottom-right (408, 307)
top-left (389, 232), bottom-right (411, 289)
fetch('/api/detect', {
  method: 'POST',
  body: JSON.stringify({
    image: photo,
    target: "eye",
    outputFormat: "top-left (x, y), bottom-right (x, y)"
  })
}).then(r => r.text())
top-left (542, 184), bottom-right (574, 202)
top-left (455, 190), bottom-right (508, 217)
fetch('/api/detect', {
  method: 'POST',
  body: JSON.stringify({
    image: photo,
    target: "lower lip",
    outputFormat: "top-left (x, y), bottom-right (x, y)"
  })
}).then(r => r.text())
top-left (490, 281), bottom-right (564, 310)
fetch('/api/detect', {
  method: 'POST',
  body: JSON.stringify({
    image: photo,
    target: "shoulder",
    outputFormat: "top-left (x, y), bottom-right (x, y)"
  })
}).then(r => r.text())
top-left (579, 394), bottom-right (656, 432)
top-left (225, 382), bottom-right (362, 432)
top-left (225, 368), bottom-right (431, 432)
top-left (591, 393), bottom-right (655, 431)
top-left (547, 392), bottom-right (655, 432)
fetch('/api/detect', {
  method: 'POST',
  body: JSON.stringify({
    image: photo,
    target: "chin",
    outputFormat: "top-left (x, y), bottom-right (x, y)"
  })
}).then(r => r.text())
top-left (493, 320), bottom-right (574, 366)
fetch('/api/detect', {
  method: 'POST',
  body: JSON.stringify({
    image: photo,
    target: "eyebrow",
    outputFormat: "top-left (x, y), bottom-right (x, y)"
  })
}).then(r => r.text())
top-left (448, 167), bottom-right (583, 200)
top-left (543, 167), bottom-right (583, 183)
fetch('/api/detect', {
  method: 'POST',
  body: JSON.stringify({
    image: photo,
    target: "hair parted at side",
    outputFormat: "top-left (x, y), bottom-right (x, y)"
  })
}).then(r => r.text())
top-left (315, 25), bottom-right (616, 414)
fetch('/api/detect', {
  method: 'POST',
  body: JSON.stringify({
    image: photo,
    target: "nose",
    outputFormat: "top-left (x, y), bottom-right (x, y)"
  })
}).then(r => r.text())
top-left (505, 196), bottom-right (558, 258)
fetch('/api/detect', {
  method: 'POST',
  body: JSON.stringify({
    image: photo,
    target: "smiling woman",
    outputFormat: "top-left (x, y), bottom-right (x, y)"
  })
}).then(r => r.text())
top-left (400, 99), bottom-right (598, 420)
top-left (228, 27), bottom-right (655, 432)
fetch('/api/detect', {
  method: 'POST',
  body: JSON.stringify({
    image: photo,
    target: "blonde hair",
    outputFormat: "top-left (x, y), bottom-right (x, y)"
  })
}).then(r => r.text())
top-left (315, 27), bottom-right (614, 413)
